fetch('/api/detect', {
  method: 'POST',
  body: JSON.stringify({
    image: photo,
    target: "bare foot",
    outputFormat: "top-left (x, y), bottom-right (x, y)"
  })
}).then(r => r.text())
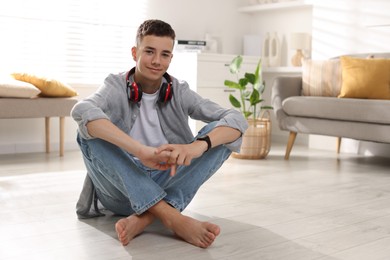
top-left (148, 200), bottom-right (221, 248)
top-left (115, 212), bottom-right (154, 246)
top-left (170, 215), bottom-right (221, 248)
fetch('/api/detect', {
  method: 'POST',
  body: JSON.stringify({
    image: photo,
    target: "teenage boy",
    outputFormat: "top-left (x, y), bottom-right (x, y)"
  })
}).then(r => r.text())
top-left (72, 19), bottom-right (247, 248)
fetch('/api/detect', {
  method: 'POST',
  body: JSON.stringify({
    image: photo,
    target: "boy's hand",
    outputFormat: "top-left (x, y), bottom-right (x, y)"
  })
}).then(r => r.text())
top-left (136, 145), bottom-right (173, 171)
top-left (156, 141), bottom-right (208, 176)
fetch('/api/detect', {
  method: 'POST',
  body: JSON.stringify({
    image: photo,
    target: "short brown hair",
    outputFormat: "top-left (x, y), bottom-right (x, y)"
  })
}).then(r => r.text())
top-left (136, 19), bottom-right (176, 46)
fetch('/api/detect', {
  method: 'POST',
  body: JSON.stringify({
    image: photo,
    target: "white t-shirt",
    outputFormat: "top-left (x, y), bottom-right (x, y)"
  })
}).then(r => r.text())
top-left (129, 91), bottom-right (168, 147)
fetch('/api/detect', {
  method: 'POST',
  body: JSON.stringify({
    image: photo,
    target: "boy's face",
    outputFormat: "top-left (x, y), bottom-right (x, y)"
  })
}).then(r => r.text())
top-left (132, 35), bottom-right (174, 86)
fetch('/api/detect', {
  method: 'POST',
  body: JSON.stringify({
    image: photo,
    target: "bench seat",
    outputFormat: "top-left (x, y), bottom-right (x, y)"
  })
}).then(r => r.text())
top-left (0, 97), bottom-right (78, 156)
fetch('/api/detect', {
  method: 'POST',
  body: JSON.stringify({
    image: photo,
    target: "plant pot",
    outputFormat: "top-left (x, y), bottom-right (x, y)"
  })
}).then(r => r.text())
top-left (231, 115), bottom-right (271, 159)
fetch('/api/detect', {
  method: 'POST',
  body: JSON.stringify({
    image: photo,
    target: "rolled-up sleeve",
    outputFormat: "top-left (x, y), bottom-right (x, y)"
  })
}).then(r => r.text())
top-left (71, 101), bottom-right (110, 139)
top-left (71, 74), bottom-right (124, 139)
top-left (182, 86), bottom-right (248, 152)
top-left (214, 113), bottom-right (248, 152)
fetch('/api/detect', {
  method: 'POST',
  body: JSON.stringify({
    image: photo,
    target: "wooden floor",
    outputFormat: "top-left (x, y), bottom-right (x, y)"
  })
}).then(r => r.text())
top-left (1, 144), bottom-right (390, 260)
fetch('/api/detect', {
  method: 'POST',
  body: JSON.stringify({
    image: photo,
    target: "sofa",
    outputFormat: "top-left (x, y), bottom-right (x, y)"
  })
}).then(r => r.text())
top-left (271, 53), bottom-right (390, 159)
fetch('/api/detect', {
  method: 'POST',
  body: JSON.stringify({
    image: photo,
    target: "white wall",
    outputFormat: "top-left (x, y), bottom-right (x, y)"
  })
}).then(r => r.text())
top-left (145, 0), bottom-right (250, 55)
top-left (311, 0), bottom-right (390, 59)
top-left (249, 7), bottom-right (313, 66)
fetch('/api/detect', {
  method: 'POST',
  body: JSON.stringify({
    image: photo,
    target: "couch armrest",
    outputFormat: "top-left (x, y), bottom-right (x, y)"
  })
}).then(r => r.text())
top-left (271, 76), bottom-right (302, 129)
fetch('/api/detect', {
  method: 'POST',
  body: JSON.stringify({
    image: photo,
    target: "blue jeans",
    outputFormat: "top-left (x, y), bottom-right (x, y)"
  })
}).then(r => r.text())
top-left (76, 122), bottom-right (232, 216)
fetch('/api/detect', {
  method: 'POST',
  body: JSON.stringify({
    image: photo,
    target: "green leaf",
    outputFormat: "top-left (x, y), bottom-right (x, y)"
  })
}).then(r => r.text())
top-left (253, 60), bottom-right (262, 90)
top-left (243, 111), bottom-right (252, 118)
top-left (243, 90), bottom-right (251, 99)
top-left (224, 80), bottom-right (242, 90)
top-left (229, 94), bottom-right (241, 108)
top-left (249, 89), bottom-right (260, 106)
top-left (258, 82), bottom-right (265, 94)
top-left (229, 55), bottom-right (243, 74)
top-left (245, 73), bottom-right (255, 84)
top-left (238, 78), bottom-right (249, 89)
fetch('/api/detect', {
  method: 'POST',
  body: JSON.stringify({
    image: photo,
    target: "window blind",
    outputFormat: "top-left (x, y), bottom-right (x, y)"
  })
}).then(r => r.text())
top-left (0, 0), bottom-right (147, 85)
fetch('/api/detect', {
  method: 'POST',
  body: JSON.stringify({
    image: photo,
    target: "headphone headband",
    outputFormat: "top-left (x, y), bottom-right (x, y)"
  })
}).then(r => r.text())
top-left (126, 67), bottom-right (173, 104)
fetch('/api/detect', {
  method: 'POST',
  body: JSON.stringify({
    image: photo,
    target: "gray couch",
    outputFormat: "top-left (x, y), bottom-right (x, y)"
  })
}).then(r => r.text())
top-left (271, 53), bottom-right (390, 159)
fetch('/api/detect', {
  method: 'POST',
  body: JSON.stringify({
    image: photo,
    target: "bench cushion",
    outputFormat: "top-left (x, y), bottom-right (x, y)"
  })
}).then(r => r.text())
top-left (0, 97), bottom-right (78, 118)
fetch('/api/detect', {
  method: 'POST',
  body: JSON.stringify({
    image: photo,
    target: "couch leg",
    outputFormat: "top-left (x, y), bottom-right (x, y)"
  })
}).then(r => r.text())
top-left (336, 137), bottom-right (342, 154)
top-left (45, 117), bottom-right (50, 154)
top-left (285, 131), bottom-right (297, 160)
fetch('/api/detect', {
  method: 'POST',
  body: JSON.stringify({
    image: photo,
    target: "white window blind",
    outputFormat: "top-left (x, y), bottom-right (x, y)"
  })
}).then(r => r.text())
top-left (0, 0), bottom-right (147, 85)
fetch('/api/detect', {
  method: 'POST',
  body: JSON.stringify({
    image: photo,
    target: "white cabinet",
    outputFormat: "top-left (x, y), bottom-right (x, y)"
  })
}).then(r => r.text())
top-left (197, 53), bottom-right (261, 109)
top-left (175, 53), bottom-right (259, 131)
top-left (196, 53), bottom-right (301, 106)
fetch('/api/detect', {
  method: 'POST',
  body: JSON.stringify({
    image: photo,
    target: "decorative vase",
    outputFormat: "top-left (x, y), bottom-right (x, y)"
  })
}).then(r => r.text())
top-left (231, 115), bottom-right (272, 159)
top-left (269, 32), bottom-right (281, 67)
top-left (262, 32), bottom-right (270, 67)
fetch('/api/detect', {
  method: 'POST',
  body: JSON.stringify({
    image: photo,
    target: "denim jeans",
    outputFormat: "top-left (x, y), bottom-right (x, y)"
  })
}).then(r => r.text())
top-left (77, 122), bottom-right (232, 216)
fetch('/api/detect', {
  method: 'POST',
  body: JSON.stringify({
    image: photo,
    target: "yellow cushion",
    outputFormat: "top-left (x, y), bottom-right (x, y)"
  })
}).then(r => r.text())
top-left (338, 56), bottom-right (390, 99)
top-left (11, 73), bottom-right (78, 97)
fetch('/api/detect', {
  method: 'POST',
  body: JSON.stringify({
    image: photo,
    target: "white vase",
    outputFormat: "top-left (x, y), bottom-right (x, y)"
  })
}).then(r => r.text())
top-left (262, 32), bottom-right (270, 67)
top-left (205, 33), bottom-right (218, 53)
top-left (268, 32), bottom-right (281, 67)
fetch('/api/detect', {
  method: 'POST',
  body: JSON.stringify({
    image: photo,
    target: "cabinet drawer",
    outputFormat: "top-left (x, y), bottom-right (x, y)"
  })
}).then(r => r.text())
top-left (198, 87), bottom-right (239, 109)
top-left (197, 61), bottom-right (232, 86)
top-left (197, 60), bottom-right (260, 87)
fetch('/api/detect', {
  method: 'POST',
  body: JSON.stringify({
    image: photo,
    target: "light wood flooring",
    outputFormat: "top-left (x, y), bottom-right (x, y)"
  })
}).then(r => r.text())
top-left (1, 144), bottom-right (390, 260)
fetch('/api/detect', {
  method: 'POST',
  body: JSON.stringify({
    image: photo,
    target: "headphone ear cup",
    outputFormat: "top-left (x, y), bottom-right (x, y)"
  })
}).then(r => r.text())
top-left (158, 83), bottom-right (173, 103)
top-left (127, 82), bottom-right (143, 103)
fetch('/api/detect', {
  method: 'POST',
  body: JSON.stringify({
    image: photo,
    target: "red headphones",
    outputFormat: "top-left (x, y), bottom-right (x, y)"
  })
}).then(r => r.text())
top-left (126, 67), bottom-right (173, 104)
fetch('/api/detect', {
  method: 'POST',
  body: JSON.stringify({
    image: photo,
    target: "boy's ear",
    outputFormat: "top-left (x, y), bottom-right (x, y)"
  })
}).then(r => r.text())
top-left (131, 47), bottom-right (137, 61)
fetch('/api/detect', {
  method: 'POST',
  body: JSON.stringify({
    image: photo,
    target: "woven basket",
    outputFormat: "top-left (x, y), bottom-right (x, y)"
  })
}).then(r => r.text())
top-left (231, 112), bottom-right (271, 159)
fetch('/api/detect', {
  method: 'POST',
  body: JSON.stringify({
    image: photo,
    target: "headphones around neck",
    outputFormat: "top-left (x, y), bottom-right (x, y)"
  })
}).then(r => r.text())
top-left (126, 67), bottom-right (173, 104)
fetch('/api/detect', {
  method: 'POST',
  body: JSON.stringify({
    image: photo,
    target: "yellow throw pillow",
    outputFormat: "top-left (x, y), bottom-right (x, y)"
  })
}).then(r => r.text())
top-left (338, 56), bottom-right (390, 99)
top-left (11, 73), bottom-right (78, 97)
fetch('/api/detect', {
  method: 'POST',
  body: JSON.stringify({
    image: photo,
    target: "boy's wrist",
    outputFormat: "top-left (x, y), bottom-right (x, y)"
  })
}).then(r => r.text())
top-left (196, 135), bottom-right (211, 153)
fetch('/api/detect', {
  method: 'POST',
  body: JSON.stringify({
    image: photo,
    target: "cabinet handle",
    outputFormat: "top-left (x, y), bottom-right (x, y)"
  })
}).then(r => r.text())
top-left (224, 89), bottom-right (236, 92)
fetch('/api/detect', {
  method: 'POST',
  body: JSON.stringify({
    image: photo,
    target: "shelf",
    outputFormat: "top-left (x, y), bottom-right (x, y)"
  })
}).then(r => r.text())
top-left (263, 67), bottom-right (302, 73)
top-left (238, 0), bottom-right (312, 13)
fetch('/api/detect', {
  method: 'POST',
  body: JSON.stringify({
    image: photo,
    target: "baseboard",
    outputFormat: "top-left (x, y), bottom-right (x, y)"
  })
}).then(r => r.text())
top-left (0, 141), bottom-right (79, 155)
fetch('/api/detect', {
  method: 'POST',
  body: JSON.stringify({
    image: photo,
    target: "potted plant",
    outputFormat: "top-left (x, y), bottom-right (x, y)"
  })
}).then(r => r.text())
top-left (224, 55), bottom-right (273, 159)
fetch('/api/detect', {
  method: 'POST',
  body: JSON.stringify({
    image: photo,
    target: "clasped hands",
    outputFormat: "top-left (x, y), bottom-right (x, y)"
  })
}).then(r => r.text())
top-left (138, 141), bottom-right (208, 177)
